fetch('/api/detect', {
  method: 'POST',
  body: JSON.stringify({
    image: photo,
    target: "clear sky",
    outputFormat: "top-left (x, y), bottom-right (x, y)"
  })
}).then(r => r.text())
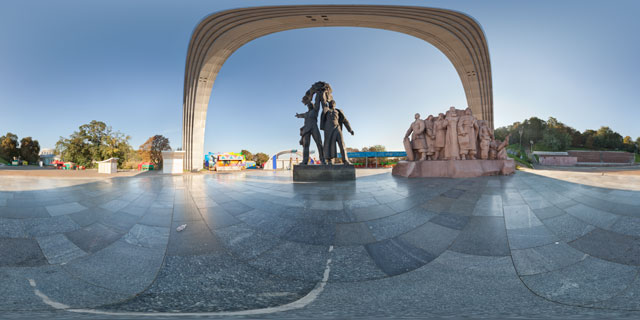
top-left (1, 0), bottom-right (638, 156)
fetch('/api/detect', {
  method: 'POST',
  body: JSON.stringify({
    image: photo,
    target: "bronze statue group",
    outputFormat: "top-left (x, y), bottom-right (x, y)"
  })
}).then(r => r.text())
top-left (296, 81), bottom-right (354, 165)
top-left (404, 106), bottom-right (510, 162)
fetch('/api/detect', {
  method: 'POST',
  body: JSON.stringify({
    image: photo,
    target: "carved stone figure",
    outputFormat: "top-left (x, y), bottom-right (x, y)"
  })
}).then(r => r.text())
top-left (477, 120), bottom-right (493, 160)
top-left (424, 115), bottom-right (436, 160)
top-left (433, 113), bottom-right (447, 160)
top-left (404, 113), bottom-right (428, 161)
top-left (444, 107), bottom-right (460, 160)
top-left (457, 108), bottom-right (479, 160)
top-left (295, 95), bottom-right (325, 165)
top-left (322, 100), bottom-right (354, 165)
top-left (490, 134), bottom-right (510, 160)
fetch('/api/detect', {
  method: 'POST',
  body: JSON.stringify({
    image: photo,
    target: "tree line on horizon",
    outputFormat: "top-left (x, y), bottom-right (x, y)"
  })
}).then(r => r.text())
top-left (0, 133), bottom-right (41, 164)
top-left (494, 117), bottom-right (640, 153)
top-left (54, 120), bottom-right (171, 169)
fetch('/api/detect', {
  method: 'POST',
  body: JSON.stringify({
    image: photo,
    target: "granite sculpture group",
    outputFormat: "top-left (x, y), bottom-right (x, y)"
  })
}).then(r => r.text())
top-left (404, 106), bottom-right (510, 162)
top-left (295, 81), bottom-right (354, 166)
top-left (293, 82), bottom-right (512, 179)
top-left (394, 106), bottom-right (515, 178)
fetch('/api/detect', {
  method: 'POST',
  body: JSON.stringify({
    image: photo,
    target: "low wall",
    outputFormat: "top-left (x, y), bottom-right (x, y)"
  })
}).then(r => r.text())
top-left (567, 151), bottom-right (634, 164)
top-left (538, 156), bottom-right (577, 166)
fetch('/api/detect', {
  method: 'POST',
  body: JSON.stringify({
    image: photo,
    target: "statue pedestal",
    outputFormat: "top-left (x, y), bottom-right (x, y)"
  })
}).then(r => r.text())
top-left (392, 159), bottom-right (515, 178)
top-left (293, 164), bottom-right (356, 181)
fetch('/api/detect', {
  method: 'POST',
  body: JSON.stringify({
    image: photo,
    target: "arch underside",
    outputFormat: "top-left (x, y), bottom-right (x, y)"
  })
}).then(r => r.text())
top-left (183, 5), bottom-right (493, 170)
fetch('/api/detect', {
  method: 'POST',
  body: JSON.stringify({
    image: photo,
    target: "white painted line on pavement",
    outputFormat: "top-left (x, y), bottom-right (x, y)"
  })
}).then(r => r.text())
top-left (29, 245), bottom-right (335, 317)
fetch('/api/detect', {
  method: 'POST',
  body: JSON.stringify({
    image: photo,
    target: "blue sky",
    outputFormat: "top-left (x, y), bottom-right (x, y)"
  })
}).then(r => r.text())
top-left (1, 0), bottom-right (638, 156)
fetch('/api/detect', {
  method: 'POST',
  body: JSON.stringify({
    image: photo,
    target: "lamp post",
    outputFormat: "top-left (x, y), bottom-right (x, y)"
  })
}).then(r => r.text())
top-left (519, 128), bottom-right (524, 150)
top-left (530, 140), bottom-right (534, 154)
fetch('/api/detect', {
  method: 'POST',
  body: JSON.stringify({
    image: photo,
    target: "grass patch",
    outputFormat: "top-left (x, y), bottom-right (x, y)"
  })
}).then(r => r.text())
top-left (508, 154), bottom-right (533, 168)
top-left (635, 153), bottom-right (640, 163)
top-left (0, 157), bottom-right (8, 165)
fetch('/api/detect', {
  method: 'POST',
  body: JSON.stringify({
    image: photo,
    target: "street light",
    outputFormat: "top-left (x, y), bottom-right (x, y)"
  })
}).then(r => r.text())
top-left (530, 140), bottom-right (534, 154)
top-left (519, 128), bottom-right (524, 150)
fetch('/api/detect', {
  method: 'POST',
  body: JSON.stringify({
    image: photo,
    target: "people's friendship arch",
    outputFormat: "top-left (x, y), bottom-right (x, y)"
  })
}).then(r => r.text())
top-left (182, 5), bottom-right (493, 170)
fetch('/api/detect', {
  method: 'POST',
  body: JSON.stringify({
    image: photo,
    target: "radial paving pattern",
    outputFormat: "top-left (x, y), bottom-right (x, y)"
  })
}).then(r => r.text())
top-left (1, 170), bottom-right (640, 317)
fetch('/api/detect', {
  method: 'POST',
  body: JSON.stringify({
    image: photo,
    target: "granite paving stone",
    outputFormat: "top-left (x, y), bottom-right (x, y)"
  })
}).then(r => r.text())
top-left (349, 204), bottom-right (396, 222)
top-left (67, 207), bottom-right (106, 227)
top-left (283, 221), bottom-right (335, 245)
top-left (543, 213), bottom-right (596, 242)
top-left (569, 228), bottom-right (640, 265)
top-left (422, 196), bottom-right (455, 213)
top-left (247, 241), bottom-right (330, 282)
top-left (218, 200), bottom-right (253, 216)
top-left (334, 222), bottom-right (376, 245)
top-left (2, 169), bottom-right (640, 316)
top-left (511, 242), bottom-right (586, 275)
top-left (565, 203), bottom-right (620, 229)
top-left (22, 215), bottom-right (80, 237)
top-left (0, 238), bottom-right (47, 267)
top-left (216, 223), bottom-right (283, 260)
top-left (120, 204), bottom-right (149, 217)
top-left (366, 208), bottom-right (433, 241)
top-left (99, 211), bottom-right (139, 233)
top-left (65, 223), bottom-right (123, 253)
top-left (0, 218), bottom-right (27, 238)
top-left (503, 204), bottom-right (543, 229)
top-left (0, 265), bottom-right (129, 310)
top-left (99, 199), bottom-right (130, 212)
top-left (139, 207), bottom-right (173, 227)
top-left (36, 233), bottom-right (86, 265)
top-left (507, 224), bottom-right (560, 249)
top-left (521, 256), bottom-right (637, 305)
top-left (472, 195), bottom-right (503, 216)
top-left (45, 202), bottom-right (87, 217)
top-left (608, 216), bottom-right (640, 237)
top-left (450, 216), bottom-right (510, 256)
top-left (237, 209), bottom-right (297, 237)
top-left (398, 221), bottom-right (460, 256)
top-left (166, 220), bottom-right (223, 256)
top-left (365, 238), bottom-right (435, 276)
top-left (63, 240), bottom-right (164, 295)
top-left (123, 223), bottom-right (170, 250)
top-left (533, 206), bottom-right (565, 220)
top-left (0, 206), bottom-right (50, 219)
top-left (105, 253), bottom-right (313, 312)
top-left (199, 206), bottom-right (241, 229)
top-left (429, 213), bottom-right (470, 230)
top-left (329, 245), bottom-right (387, 282)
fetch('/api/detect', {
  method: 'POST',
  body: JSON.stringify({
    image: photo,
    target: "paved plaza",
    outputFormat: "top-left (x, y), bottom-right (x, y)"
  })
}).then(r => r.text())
top-left (2, 169), bottom-right (640, 318)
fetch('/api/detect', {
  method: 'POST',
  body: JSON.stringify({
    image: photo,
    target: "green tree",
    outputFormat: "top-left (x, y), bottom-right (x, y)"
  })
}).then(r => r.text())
top-left (623, 136), bottom-right (636, 153)
top-left (593, 126), bottom-right (623, 150)
top-left (0, 132), bottom-right (20, 160)
top-left (139, 135), bottom-right (171, 168)
top-left (541, 127), bottom-right (571, 151)
top-left (254, 152), bottom-right (269, 166)
top-left (19, 137), bottom-right (40, 164)
top-left (56, 121), bottom-right (132, 168)
top-left (362, 145), bottom-right (386, 152)
top-left (240, 149), bottom-right (253, 162)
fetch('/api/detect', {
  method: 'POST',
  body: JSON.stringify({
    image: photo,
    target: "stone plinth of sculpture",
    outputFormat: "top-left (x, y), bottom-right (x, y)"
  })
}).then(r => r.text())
top-left (393, 106), bottom-right (515, 178)
top-left (294, 81), bottom-right (355, 181)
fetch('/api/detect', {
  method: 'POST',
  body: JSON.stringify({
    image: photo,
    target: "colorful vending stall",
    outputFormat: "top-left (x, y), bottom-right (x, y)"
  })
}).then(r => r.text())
top-left (213, 152), bottom-right (245, 171)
